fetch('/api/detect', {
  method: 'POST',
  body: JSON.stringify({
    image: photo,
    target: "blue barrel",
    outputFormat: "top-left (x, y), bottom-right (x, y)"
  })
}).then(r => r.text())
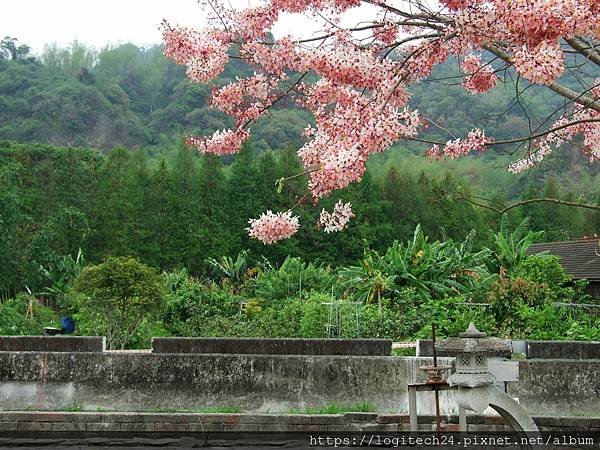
top-left (60, 317), bottom-right (75, 333)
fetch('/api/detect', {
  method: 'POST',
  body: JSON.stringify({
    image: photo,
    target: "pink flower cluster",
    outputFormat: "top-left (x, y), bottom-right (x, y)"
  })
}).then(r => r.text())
top-left (211, 74), bottom-right (278, 125)
top-left (298, 79), bottom-right (420, 200)
top-left (185, 129), bottom-right (250, 156)
top-left (247, 211), bottom-right (300, 244)
top-left (426, 129), bottom-right (492, 160)
top-left (512, 42), bottom-right (564, 85)
top-left (241, 37), bottom-right (302, 76)
top-left (161, 24), bottom-right (229, 83)
top-left (318, 201), bottom-right (355, 233)
top-left (271, 0), bottom-right (361, 14)
top-left (461, 54), bottom-right (497, 94)
top-left (403, 42), bottom-right (450, 83)
top-left (452, 0), bottom-right (599, 85)
top-left (440, 0), bottom-right (472, 10)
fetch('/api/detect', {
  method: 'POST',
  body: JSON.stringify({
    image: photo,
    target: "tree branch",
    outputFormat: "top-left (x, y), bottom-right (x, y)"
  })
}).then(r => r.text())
top-left (565, 37), bottom-right (600, 67)
top-left (455, 192), bottom-right (600, 215)
top-left (483, 43), bottom-right (600, 113)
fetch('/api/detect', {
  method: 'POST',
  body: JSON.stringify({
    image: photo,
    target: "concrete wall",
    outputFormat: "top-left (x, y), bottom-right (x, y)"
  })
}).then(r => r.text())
top-left (0, 352), bottom-right (598, 416)
top-left (0, 336), bottom-right (105, 352)
top-left (417, 339), bottom-right (600, 360)
top-left (152, 337), bottom-right (391, 355)
top-left (526, 340), bottom-right (600, 359)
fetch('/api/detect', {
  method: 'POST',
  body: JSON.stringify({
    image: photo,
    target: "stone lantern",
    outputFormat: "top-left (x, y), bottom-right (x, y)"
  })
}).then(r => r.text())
top-left (434, 323), bottom-right (540, 439)
top-left (435, 322), bottom-right (511, 388)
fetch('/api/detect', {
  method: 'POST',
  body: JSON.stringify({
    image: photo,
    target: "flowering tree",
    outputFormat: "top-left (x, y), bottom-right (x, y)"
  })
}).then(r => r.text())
top-left (161, 0), bottom-right (600, 243)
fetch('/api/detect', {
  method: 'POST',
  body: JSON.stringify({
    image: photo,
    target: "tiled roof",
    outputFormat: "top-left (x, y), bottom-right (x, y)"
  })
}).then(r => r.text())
top-left (527, 239), bottom-right (600, 281)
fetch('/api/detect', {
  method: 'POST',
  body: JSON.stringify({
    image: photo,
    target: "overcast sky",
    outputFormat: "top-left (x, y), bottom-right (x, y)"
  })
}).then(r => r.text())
top-left (2, 0), bottom-right (377, 54)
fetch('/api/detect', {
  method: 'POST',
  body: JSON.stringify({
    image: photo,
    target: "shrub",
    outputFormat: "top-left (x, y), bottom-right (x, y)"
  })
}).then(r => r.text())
top-left (248, 256), bottom-right (334, 305)
top-left (161, 277), bottom-right (242, 336)
top-left (0, 294), bottom-right (58, 335)
top-left (412, 296), bottom-right (495, 339)
top-left (73, 256), bottom-right (166, 349)
top-left (487, 276), bottom-right (549, 335)
top-left (511, 255), bottom-right (571, 288)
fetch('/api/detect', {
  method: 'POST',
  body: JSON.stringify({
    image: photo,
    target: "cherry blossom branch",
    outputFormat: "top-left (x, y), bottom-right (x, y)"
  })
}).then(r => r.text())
top-left (241, 71), bottom-right (309, 129)
top-left (411, 117), bottom-right (600, 147)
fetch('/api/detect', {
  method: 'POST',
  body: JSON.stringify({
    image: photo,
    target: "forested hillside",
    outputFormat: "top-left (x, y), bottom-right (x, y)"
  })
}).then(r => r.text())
top-left (1, 38), bottom-right (598, 192)
top-left (0, 39), bottom-right (309, 152)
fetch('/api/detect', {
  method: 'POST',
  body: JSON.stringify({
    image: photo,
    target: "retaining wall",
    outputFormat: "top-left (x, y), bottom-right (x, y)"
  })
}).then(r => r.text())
top-left (151, 337), bottom-right (391, 355)
top-left (0, 352), bottom-right (598, 416)
top-left (0, 336), bottom-right (104, 352)
top-left (1, 411), bottom-right (598, 433)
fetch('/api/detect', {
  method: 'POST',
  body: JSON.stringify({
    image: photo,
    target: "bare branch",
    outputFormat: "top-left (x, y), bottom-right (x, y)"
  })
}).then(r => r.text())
top-left (565, 37), bottom-right (600, 67)
top-left (483, 43), bottom-right (600, 113)
top-left (455, 192), bottom-right (600, 215)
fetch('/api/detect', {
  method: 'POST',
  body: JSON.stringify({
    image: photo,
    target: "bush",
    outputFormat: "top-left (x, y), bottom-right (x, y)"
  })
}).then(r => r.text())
top-left (247, 257), bottom-right (334, 306)
top-left (0, 294), bottom-right (58, 335)
top-left (510, 303), bottom-right (600, 341)
top-left (412, 296), bottom-right (495, 339)
top-left (161, 276), bottom-right (242, 336)
top-left (487, 276), bottom-right (549, 334)
top-left (73, 256), bottom-right (166, 349)
top-left (511, 255), bottom-right (571, 288)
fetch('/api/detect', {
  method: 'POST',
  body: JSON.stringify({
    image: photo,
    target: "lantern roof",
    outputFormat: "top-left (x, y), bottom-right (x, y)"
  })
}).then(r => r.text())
top-left (435, 323), bottom-right (511, 357)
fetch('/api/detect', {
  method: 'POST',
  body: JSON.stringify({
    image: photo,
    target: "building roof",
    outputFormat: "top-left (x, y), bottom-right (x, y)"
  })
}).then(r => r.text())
top-left (527, 239), bottom-right (600, 281)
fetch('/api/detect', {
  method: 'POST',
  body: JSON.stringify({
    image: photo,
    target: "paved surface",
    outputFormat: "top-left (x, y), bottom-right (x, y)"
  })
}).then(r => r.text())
top-left (0, 435), bottom-right (326, 449)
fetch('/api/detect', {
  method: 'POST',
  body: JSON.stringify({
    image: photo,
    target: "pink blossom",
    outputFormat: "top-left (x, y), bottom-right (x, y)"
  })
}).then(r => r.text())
top-left (461, 54), bottom-right (497, 94)
top-left (247, 211), bottom-right (300, 244)
top-left (161, 23), bottom-right (230, 83)
top-left (440, 0), bottom-right (472, 10)
top-left (185, 129), bottom-right (249, 155)
top-left (426, 129), bottom-right (492, 160)
top-left (319, 201), bottom-right (355, 233)
top-left (512, 41), bottom-right (564, 85)
top-left (210, 74), bottom-right (277, 123)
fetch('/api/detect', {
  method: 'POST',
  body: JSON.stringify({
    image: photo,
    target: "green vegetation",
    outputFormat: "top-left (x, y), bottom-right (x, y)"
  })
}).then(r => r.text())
top-left (0, 294), bottom-right (59, 335)
top-left (6, 226), bottom-right (596, 348)
top-left (290, 402), bottom-right (375, 415)
top-left (1, 39), bottom-right (599, 348)
top-left (72, 256), bottom-right (167, 350)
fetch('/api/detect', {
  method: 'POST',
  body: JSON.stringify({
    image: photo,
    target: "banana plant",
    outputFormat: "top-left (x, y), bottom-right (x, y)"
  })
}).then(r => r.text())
top-left (40, 248), bottom-right (86, 314)
top-left (338, 254), bottom-right (395, 314)
top-left (162, 267), bottom-right (189, 294)
top-left (492, 219), bottom-right (545, 273)
top-left (205, 250), bottom-right (250, 293)
top-left (339, 225), bottom-right (496, 301)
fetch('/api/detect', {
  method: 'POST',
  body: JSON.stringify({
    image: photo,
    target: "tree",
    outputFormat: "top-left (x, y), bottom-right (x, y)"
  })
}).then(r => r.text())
top-left (161, 1), bottom-right (600, 243)
top-left (73, 256), bottom-right (166, 350)
top-left (0, 37), bottom-right (29, 61)
top-left (0, 165), bottom-right (23, 296)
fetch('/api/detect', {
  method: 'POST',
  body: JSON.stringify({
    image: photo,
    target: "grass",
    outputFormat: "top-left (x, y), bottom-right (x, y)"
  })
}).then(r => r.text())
top-left (62, 405), bottom-right (83, 412)
top-left (392, 347), bottom-right (417, 356)
top-left (290, 401), bottom-right (375, 415)
top-left (146, 406), bottom-right (242, 414)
